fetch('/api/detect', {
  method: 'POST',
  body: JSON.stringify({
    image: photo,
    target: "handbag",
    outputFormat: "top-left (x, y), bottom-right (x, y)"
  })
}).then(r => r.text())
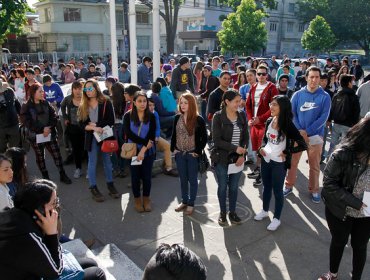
top-left (120, 122), bottom-right (143, 159)
top-left (100, 100), bottom-right (119, 153)
top-left (57, 249), bottom-right (84, 280)
top-left (198, 150), bottom-right (210, 175)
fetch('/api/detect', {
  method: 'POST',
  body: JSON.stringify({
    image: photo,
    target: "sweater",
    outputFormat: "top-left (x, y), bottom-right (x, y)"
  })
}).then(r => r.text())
top-left (43, 83), bottom-right (64, 106)
top-left (291, 86), bottom-right (331, 137)
top-left (137, 64), bottom-right (151, 90)
top-left (170, 66), bottom-right (195, 95)
top-left (159, 86), bottom-right (177, 112)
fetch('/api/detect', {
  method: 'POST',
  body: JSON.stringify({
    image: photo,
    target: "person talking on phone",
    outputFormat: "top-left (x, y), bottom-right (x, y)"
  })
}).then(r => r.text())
top-left (0, 179), bottom-right (106, 280)
top-left (211, 90), bottom-right (248, 226)
top-left (318, 118), bottom-right (370, 280)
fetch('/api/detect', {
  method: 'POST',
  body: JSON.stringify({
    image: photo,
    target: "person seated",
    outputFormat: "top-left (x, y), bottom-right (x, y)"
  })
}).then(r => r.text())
top-left (84, 64), bottom-right (102, 80)
top-left (0, 179), bottom-right (106, 280)
top-left (155, 77), bottom-right (177, 113)
top-left (142, 243), bottom-right (207, 280)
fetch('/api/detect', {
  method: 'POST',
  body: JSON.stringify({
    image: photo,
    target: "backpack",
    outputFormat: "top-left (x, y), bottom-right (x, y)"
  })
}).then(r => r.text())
top-left (331, 92), bottom-right (350, 123)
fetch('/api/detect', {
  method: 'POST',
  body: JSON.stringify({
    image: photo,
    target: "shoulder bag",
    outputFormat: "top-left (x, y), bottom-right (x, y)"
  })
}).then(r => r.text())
top-left (101, 101), bottom-right (119, 153)
top-left (121, 122), bottom-right (143, 159)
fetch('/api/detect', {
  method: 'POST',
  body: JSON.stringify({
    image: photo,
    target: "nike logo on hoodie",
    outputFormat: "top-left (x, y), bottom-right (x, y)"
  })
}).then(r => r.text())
top-left (300, 102), bottom-right (318, 111)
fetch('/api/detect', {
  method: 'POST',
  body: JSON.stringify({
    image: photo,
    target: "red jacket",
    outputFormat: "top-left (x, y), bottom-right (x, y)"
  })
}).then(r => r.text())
top-left (246, 81), bottom-right (278, 126)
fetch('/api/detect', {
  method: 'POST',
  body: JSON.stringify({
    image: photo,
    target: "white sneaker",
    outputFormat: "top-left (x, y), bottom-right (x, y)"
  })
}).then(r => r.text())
top-left (254, 210), bottom-right (269, 221)
top-left (73, 168), bottom-right (82, 179)
top-left (267, 218), bottom-right (281, 231)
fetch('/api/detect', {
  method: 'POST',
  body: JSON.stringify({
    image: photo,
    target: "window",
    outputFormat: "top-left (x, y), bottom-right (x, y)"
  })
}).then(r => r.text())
top-left (288, 3), bottom-right (295, 13)
top-left (183, 21), bottom-right (188, 32)
top-left (208, 0), bottom-right (217, 7)
top-left (299, 23), bottom-right (305, 32)
top-left (73, 35), bottom-right (89, 51)
top-left (136, 12), bottom-right (149, 24)
top-left (116, 10), bottom-right (123, 29)
top-left (272, 2), bottom-right (278, 10)
top-left (45, 8), bottom-right (51, 22)
top-left (137, 36), bottom-right (150, 49)
top-left (185, 41), bottom-right (197, 50)
top-left (194, 0), bottom-right (200, 7)
top-left (270, 22), bottom-right (277, 32)
top-left (64, 8), bottom-right (81, 22)
top-left (287, 22), bottom-right (294, 33)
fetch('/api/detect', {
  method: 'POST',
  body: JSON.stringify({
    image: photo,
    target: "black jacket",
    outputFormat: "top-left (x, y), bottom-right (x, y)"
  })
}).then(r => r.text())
top-left (329, 87), bottom-right (360, 127)
top-left (20, 100), bottom-right (58, 140)
top-left (0, 208), bottom-right (62, 279)
top-left (0, 88), bottom-right (21, 128)
top-left (207, 87), bottom-right (226, 116)
top-left (199, 75), bottom-right (220, 100)
top-left (211, 109), bottom-right (248, 165)
top-left (258, 117), bottom-right (307, 169)
top-left (322, 147), bottom-right (365, 221)
top-left (80, 99), bottom-right (115, 152)
top-left (170, 114), bottom-right (207, 156)
top-left (123, 111), bottom-right (156, 149)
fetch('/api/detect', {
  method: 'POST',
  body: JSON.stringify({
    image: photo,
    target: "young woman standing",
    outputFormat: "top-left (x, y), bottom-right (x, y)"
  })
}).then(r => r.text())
top-left (171, 92), bottom-right (207, 215)
top-left (0, 155), bottom-right (14, 210)
top-left (254, 95), bottom-right (307, 231)
top-left (123, 92), bottom-right (156, 212)
top-left (20, 84), bottom-right (71, 184)
top-left (212, 90), bottom-right (247, 225)
top-left (78, 79), bottom-right (119, 202)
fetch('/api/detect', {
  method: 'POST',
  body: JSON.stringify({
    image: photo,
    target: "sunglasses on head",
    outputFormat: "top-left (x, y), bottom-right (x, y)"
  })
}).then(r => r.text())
top-left (257, 72), bottom-right (267, 76)
top-left (83, 86), bottom-right (94, 92)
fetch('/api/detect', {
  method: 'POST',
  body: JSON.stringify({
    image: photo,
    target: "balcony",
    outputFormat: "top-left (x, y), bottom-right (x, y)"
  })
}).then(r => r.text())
top-left (179, 25), bottom-right (218, 40)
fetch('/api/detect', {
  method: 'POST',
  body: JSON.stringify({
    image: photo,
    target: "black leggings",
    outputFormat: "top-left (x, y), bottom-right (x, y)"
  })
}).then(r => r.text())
top-left (77, 258), bottom-right (106, 280)
top-left (325, 207), bottom-right (370, 280)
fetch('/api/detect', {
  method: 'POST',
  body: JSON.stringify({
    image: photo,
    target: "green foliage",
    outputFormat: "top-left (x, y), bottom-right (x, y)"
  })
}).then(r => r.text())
top-left (220, 0), bottom-right (276, 11)
top-left (217, 0), bottom-right (267, 54)
top-left (297, 0), bottom-right (370, 58)
top-left (301, 15), bottom-right (336, 53)
top-left (0, 0), bottom-right (32, 44)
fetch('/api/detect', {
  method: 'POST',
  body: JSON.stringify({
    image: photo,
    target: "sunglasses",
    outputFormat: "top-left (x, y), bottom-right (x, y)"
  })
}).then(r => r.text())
top-left (257, 72), bottom-right (267, 76)
top-left (83, 87), bottom-right (94, 92)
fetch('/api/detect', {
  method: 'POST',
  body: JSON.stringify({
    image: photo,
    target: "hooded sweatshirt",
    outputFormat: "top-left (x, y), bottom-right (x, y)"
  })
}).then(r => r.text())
top-left (0, 208), bottom-right (63, 279)
top-left (43, 83), bottom-right (64, 106)
top-left (291, 86), bottom-right (331, 137)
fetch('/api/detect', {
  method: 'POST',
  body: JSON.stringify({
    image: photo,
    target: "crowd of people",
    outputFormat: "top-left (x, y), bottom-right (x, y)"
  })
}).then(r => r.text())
top-left (0, 52), bottom-right (370, 279)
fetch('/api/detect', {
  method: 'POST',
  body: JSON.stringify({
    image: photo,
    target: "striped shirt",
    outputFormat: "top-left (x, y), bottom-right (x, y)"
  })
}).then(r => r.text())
top-left (231, 120), bottom-right (240, 146)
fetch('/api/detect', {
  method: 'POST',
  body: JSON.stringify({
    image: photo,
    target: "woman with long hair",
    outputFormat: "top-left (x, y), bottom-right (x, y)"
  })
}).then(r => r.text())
top-left (123, 91), bottom-right (156, 212)
top-left (0, 154), bottom-right (14, 210)
top-left (5, 147), bottom-right (27, 198)
top-left (233, 71), bottom-right (247, 92)
top-left (111, 82), bottom-right (127, 177)
top-left (14, 69), bottom-right (26, 103)
top-left (20, 83), bottom-right (71, 184)
top-left (211, 90), bottom-right (247, 225)
top-left (251, 59), bottom-right (259, 70)
top-left (319, 118), bottom-right (370, 280)
top-left (170, 92), bottom-right (207, 215)
top-left (78, 79), bottom-right (119, 202)
top-left (60, 81), bottom-right (85, 178)
top-left (254, 95), bottom-right (307, 231)
top-left (336, 65), bottom-right (349, 83)
top-left (193, 61), bottom-right (204, 94)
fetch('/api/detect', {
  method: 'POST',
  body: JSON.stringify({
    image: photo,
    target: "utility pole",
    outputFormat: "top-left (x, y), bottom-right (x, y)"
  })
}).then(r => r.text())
top-left (123, 0), bottom-right (130, 60)
top-left (129, 0), bottom-right (137, 84)
top-left (152, 0), bottom-right (160, 80)
top-left (109, 0), bottom-right (118, 77)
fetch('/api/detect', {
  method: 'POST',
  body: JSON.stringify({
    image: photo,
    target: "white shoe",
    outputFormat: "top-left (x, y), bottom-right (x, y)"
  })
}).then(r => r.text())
top-left (73, 168), bottom-right (82, 179)
top-left (267, 218), bottom-right (281, 231)
top-left (254, 210), bottom-right (269, 221)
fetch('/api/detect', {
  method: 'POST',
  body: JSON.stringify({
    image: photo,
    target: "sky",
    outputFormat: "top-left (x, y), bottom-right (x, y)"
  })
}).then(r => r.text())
top-left (27, 0), bottom-right (38, 8)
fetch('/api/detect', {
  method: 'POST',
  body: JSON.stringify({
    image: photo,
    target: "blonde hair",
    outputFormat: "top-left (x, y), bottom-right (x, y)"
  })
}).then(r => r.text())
top-left (78, 79), bottom-right (108, 121)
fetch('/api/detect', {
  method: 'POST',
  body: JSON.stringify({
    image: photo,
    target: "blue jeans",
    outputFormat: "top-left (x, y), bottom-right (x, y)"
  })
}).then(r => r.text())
top-left (130, 154), bottom-right (155, 198)
top-left (87, 138), bottom-right (113, 188)
top-left (175, 152), bottom-right (199, 207)
top-left (328, 123), bottom-right (350, 157)
top-left (261, 159), bottom-right (287, 220)
top-left (215, 163), bottom-right (242, 213)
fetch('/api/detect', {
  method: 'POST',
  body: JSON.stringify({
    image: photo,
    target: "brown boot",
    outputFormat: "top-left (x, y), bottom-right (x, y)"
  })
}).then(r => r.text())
top-left (143, 196), bottom-right (152, 212)
top-left (134, 197), bottom-right (144, 213)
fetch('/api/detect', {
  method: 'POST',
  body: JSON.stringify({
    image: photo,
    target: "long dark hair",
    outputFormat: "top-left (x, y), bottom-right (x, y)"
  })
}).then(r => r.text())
top-left (221, 90), bottom-right (241, 110)
top-left (339, 117), bottom-right (370, 164)
top-left (130, 91), bottom-right (150, 125)
top-left (273, 95), bottom-right (293, 140)
top-left (111, 82), bottom-right (126, 118)
top-left (5, 147), bottom-right (27, 190)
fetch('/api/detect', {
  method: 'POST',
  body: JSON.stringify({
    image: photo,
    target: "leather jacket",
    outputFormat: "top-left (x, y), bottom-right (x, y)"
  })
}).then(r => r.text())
top-left (322, 147), bottom-right (365, 221)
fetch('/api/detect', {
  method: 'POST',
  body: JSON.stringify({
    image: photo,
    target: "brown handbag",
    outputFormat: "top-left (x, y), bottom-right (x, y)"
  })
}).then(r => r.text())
top-left (120, 122), bottom-right (143, 159)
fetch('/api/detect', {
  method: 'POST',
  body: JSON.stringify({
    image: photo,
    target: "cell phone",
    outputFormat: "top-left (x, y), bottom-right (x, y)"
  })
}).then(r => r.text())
top-left (32, 206), bottom-right (47, 221)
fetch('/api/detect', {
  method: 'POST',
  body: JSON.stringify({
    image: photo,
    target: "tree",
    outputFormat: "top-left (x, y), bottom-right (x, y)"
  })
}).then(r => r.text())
top-left (217, 0), bottom-right (267, 54)
top-left (301, 15), bottom-right (336, 54)
top-left (0, 0), bottom-right (31, 45)
top-left (140, 0), bottom-right (183, 54)
top-left (297, 0), bottom-right (370, 60)
top-left (220, 0), bottom-right (277, 11)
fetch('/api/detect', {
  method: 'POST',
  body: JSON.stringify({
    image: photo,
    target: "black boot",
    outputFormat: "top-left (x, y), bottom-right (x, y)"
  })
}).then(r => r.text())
top-left (107, 182), bottom-right (120, 199)
top-left (42, 171), bottom-right (50, 180)
top-left (90, 186), bottom-right (105, 202)
top-left (60, 170), bottom-right (72, 184)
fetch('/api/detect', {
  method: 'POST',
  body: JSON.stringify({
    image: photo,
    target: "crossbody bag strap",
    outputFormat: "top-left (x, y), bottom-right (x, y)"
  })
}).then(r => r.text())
top-left (102, 100), bottom-right (107, 118)
top-left (137, 122), bottom-right (143, 137)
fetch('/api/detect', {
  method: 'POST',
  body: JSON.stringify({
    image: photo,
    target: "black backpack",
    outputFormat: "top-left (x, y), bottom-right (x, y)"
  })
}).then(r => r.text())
top-left (331, 92), bottom-right (350, 123)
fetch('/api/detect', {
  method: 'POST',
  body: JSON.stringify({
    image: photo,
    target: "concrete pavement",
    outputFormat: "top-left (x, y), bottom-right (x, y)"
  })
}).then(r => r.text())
top-left (26, 145), bottom-right (370, 280)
